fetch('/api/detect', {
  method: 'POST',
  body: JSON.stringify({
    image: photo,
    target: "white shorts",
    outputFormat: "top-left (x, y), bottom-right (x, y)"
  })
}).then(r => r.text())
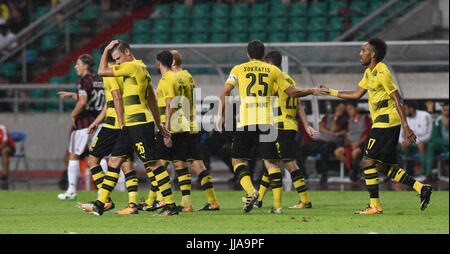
top-left (68, 128), bottom-right (92, 155)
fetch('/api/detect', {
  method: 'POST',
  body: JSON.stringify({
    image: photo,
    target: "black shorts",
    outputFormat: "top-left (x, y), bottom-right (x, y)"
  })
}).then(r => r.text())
top-left (89, 127), bottom-right (123, 158)
top-left (187, 133), bottom-right (202, 162)
top-left (155, 131), bottom-right (191, 162)
top-left (276, 129), bottom-right (298, 161)
top-left (231, 125), bottom-right (279, 161)
top-left (110, 122), bottom-right (158, 163)
top-left (364, 125), bottom-right (401, 164)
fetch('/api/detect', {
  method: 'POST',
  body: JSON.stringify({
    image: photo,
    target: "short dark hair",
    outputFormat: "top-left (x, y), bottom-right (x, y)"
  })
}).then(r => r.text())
top-left (404, 100), bottom-right (418, 110)
top-left (247, 40), bottom-right (265, 60)
top-left (157, 50), bottom-right (173, 68)
top-left (265, 51), bottom-right (282, 68)
top-left (346, 101), bottom-right (358, 108)
top-left (111, 40), bottom-right (130, 54)
top-left (99, 41), bottom-right (114, 63)
top-left (367, 37), bottom-right (387, 62)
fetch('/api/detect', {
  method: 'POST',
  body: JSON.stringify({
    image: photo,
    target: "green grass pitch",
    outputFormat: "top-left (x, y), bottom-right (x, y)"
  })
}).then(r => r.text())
top-left (0, 190), bottom-right (448, 234)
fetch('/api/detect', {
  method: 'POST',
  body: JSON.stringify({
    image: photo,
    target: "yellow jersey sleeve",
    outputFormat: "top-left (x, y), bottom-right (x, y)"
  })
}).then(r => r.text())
top-left (225, 66), bottom-right (239, 87)
top-left (112, 61), bottom-right (135, 77)
top-left (277, 71), bottom-right (293, 93)
top-left (358, 71), bottom-right (368, 90)
top-left (380, 69), bottom-right (398, 95)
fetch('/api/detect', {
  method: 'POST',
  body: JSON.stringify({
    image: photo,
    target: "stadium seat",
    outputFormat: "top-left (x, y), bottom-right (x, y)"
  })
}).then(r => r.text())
top-left (191, 3), bottom-right (211, 19)
top-left (288, 17), bottom-right (307, 32)
top-left (80, 5), bottom-right (100, 20)
top-left (191, 18), bottom-right (210, 33)
top-left (132, 20), bottom-right (151, 35)
top-left (249, 32), bottom-right (267, 42)
top-left (211, 4), bottom-right (229, 18)
top-left (327, 31), bottom-right (341, 41)
top-left (67, 20), bottom-right (80, 35)
top-left (8, 132), bottom-right (31, 190)
top-left (171, 4), bottom-right (191, 19)
top-left (230, 18), bottom-right (248, 33)
top-left (328, 1), bottom-right (347, 16)
top-left (327, 17), bottom-right (344, 32)
top-left (287, 32), bottom-right (306, 42)
top-left (308, 17), bottom-right (328, 32)
top-left (210, 32), bottom-right (228, 43)
top-left (250, 3), bottom-right (269, 18)
top-left (151, 33), bottom-right (169, 44)
top-left (209, 18), bottom-right (228, 33)
top-left (0, 61), bottom-right (17, 79)
top-left (49, 76), bottom-right (67, 85)
top-left (307, 31), bottom-right (326, 42)
top-left (368, 0), bottom-right (388, 14)
top-left (230, 4), bottom-right (248, 18)
top-left (191, 33), bottom-right (208, 43)
top-left (113, 34), bottom-right (129, 42)
top-left (171, 19), bottom-right (190, 33)
top-left (349, 0), bottom-right (368, 15)
top-left (33, 6), bottom-right (51, 21)
top-left (133, 34), bottom-right (151, 44)
top-left (249, 18), bottom-right (267, 32)
top-left (152, 18), bottom-right (171, 34)
top-left (268, 31), bottom-right (287, 42)
top-left (270, 4), bottom-right (288, 18)
top-left (152, 4), bottom-right (171, 18)
top-left (40, 34), bottom-right (59, 50)
top-left (308, 2), bottom-right (329, 17)
top-left (229, 32), bottom-right (248, 43)
top-left (269, 17), bottom-right (287, 32)
top-left (26, 90), bottom-right (45, 112)
top-left (171, 33), bottom-right (189, 44)
top-left (39, 21), bottom-right (58, 36)
top-left (289, 2), bottom-right (308, 17)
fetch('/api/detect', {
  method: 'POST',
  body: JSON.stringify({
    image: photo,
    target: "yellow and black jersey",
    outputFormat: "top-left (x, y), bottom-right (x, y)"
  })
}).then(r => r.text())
top-left (226, 60), bottom-right (290, 128)
top-left (112, 59), bottom-right (154, 127)
top-left (177, 70), bottom-right (199, 134)
top-left (156, 70), bottom-right (190, 133)
top-left (358, 62), bottom-right (401, 128)
top-left (102, 76), bottom-right (123, 129)
top-left (274, 71), bottom-right (298, 131)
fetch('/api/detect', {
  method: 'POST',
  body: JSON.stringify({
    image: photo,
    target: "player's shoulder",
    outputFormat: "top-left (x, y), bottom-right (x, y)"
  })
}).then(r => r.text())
top-left (282, 71), bottom-right (296, 86)
top-left (375, 62), bottom-right (392, 75)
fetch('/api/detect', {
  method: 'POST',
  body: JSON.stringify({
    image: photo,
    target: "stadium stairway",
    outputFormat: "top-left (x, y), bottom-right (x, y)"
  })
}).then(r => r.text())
top-left (30, 3), bottom-right (158, 84)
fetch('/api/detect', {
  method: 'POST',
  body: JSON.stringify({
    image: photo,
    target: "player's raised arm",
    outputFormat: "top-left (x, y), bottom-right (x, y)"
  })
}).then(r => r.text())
top-left (97, 40), bottom-right (119, 77)
top-left (320, 84), bottom-right (367, 100)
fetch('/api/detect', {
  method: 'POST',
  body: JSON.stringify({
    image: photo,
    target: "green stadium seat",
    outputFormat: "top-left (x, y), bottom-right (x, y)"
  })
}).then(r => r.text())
top-left (80, 5), bottom-right (100, 20)
top-left (190, 33), bottom-right (208, 43)
top-left (64, 101), bottom-right (77, 112)
top-left (269, 17), bottom-right (287, 32)
top-left (171, 33), bottom-right (189, 44)
top-left (191, 3), bottom-right (211, 19)
top-left (249, 18), bottom-right (267, 32)
top-left (171, 4), bottom-right (190, 19)
top-left (250, 3), bottom-right (269, 18)
top-left (288, 17), bottom-right (307, 32)
top-left (39, 21), bottom-right (58, 35)
top-left (308, 17), bottom-right (328, 32)
top-left (151, 33), bottom-right (169, 44)
top-left (229, 32), bottom-right (247, 43)
top-left (152, 18), bottom-right (171, 34)
top-left (289, 2), bottom-right (307, 17)
top-left (327, 17), bottom-right (344, 32)
top-left (307, 31), bottom-right (326, 42)
top-left (268, 31), bottom-right (287, 42)
top-left (152, 4), bottom-right (171, 18)
top-left (67, 20), bottom-right (80, 34)
top-left (270, 4), bottom-right (288, 18)
top-left (211, 4), bottom-right (229, 18)
top-left (327, 31), bottom-right (341, 41)
top-left (350, 15), bottom-right (364, 26)
top-left (172, 19), bottom-right (190, 33)
top-left (308, 2), bottom-right (328, 17)
top-left (248, 32), bottom-right (267, 42)
top-left (287, 32), bottom-right (306, 42)
top-left (40, 34), bottom-right (59, 50)
top-left (68, 63), bottom-right (78, 83)
top-left (230, 4), bottom-right (248, 18)
top-left (349, 1), bottom-right (368, 15)
top-left (33, 6), bottom-right (51, 21)
top-left (133, 20), bottom-right (151, 35)
top-left (0, 61), bottom-right (17, 78)
top-left (328, 1), bottom-right (347, 16)
top-left (133, 34), bottom-right (151, 44)
top-left (230, 18), bottom-right (248, 33)
top-left (210, 32), bottom-right (228, 43)
top-left (113, 34), bottom-right (129, 42)
top-left (191, 18), bottom-right (209, 33)
top-left (369, 1), bottom-right (388, 14)
top-left (27, 90), bottom-right (46, 112)
top-left (209, 18), bottom-right (228, 33)
top-left (49, 76), bottom-right (67, 85)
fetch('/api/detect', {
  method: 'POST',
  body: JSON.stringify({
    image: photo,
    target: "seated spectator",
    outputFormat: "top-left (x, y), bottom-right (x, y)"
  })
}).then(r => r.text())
top-left (0, 123), bottom-right (16, 182)
top-left (0, 19), bottom-right (17, 57)
top-left (298, 102), bottom-right (348, 184)
top-left (398, 101), bottom-right (432, 179)
top-left (334, 102), bottom-right (372, 182)
top-left (424, 101), bottom-right (449, 181)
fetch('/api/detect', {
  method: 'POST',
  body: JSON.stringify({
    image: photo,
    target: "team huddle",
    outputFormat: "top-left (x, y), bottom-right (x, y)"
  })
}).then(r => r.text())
top-left (57, 38), bottom-right (432, 216)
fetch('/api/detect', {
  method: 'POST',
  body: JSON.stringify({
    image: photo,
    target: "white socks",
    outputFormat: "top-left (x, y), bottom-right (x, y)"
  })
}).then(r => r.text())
top-left (67, 160), bottom-right (80, 194)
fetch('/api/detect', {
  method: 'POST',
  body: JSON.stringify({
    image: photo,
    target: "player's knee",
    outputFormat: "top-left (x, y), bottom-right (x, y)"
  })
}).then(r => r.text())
top-left (87, 155), bottom-right (100, 168)
top-left (108, 156), bottom-right (123, 168)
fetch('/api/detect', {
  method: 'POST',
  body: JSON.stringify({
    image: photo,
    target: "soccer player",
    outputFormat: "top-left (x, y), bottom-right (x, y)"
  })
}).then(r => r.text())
top-left (170, 50), bottom-right (219, 211)
top-left (0, 123), bottom-right (15, 182)
top-left (217, 40), bottom-right (327, 213)
top-left (76, 42), bottom-right (137, 214)
top-left (255, 51), bottom-right (316, 213)
top-left (94, 40), bottom-right (177, 216)
top-left (57, 54), bottom-right (105, 201)
top-left (320, 37), bottom-right (432, 214)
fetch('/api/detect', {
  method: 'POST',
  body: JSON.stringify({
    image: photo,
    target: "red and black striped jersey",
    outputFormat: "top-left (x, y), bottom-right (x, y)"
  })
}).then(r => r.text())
top-left (75, 74), bottom-right (105, 130)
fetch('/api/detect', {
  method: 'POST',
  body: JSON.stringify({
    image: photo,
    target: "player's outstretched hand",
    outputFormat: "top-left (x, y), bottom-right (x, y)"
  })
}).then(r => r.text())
top-left (314, 85), bottom-right (329, 96)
